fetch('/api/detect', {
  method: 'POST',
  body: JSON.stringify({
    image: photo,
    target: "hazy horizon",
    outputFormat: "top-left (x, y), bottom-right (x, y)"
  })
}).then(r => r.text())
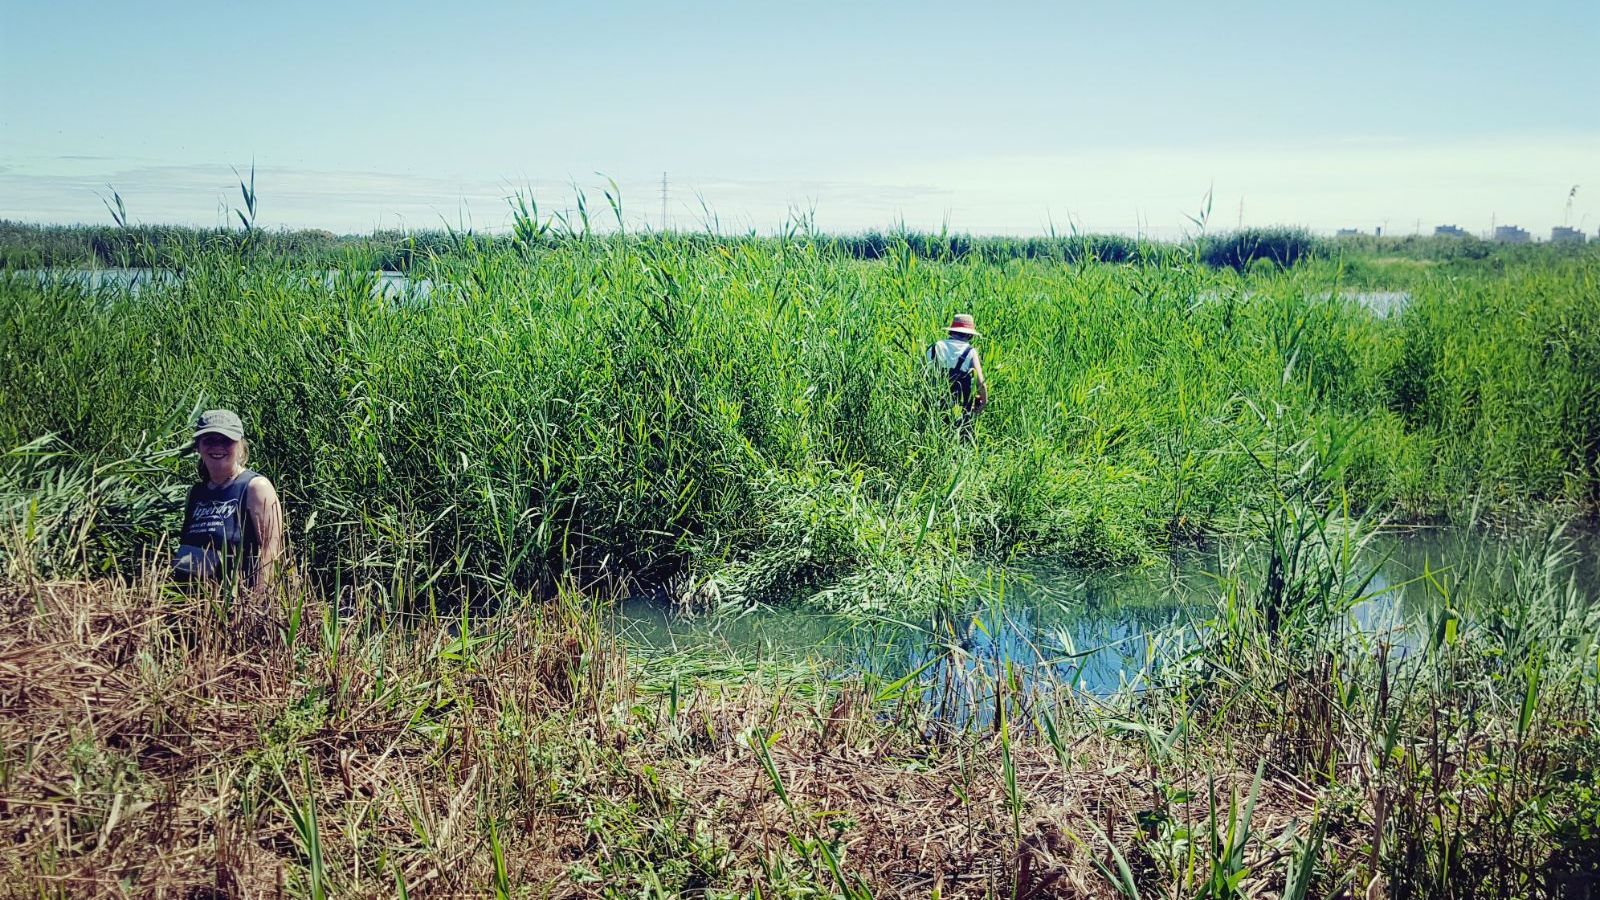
top-left (4, 0), bottom-right (1596, 238)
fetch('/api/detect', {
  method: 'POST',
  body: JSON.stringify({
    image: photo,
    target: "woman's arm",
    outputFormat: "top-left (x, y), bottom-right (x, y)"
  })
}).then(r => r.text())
top-left (246, 476), bottom-right (285, 590)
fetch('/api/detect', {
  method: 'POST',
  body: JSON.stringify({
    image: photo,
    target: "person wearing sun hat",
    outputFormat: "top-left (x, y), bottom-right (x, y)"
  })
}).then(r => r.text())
top-left (173, 408), bottom-right (285, 594)
top-left (925, 313), bottom-right (989, 433)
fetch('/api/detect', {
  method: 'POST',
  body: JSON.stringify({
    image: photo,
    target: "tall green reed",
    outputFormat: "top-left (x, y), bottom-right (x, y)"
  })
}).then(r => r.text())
top-left (1, 223), bottom-right (1595, 608)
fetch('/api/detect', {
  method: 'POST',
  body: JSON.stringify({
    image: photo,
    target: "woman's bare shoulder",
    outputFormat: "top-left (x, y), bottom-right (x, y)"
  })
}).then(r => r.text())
top-left (246, 474), bottom-right (280, 505)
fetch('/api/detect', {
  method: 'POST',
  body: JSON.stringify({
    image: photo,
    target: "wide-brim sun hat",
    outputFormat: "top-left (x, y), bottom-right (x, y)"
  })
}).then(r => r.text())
top-left (947, 313), bottom-right (981, 337)
top-left (193, 409), bottom-right (245, 442)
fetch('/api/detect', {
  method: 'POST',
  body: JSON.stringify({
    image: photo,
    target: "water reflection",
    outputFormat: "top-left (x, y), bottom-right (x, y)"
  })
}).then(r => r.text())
top-left (19, 268), bottom-right (431, 300)
top-left (616, 528), bottom-right (1598, 721)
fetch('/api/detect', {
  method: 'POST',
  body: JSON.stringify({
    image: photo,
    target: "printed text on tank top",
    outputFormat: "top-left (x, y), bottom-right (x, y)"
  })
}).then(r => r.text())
top-left (176, 469), bottom-right (259, 583)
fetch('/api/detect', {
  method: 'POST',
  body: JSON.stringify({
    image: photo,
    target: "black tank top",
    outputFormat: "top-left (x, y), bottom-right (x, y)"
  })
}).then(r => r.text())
top-left (176, 470), bottom-right (259, 584)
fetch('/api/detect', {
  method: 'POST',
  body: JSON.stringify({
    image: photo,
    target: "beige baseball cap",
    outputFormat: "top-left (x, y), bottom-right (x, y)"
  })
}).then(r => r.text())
top-left (193, 409), bottom-right (245, 441)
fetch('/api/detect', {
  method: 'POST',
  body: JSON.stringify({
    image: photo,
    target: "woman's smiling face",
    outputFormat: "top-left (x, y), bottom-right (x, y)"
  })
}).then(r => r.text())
top-left (197, 432), bottom-right (242, 479)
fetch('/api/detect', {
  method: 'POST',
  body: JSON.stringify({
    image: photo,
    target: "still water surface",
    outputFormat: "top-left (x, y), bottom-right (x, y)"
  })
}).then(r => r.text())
top-left (29, 269), bottom-right (1405, 313)
top-left (23, 267), bottom-right (428, 299)
top-left (617, 528), bottom-right (1598, 713)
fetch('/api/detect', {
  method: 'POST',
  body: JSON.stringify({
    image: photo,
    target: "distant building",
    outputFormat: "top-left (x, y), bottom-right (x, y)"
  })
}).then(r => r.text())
top-left (1550, 226), bottom-right (1587, 245)
top-left (1493, 226), bottom-right (1531, 244)
top-left (1434, 225), bottom-right (1470, 238)
top-left (1335, 228), bottom-right (1362, 238)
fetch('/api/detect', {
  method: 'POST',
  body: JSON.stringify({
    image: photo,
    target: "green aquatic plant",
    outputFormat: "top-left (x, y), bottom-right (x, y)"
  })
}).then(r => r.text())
top-left (0, 216), bottom-right (1597, 609)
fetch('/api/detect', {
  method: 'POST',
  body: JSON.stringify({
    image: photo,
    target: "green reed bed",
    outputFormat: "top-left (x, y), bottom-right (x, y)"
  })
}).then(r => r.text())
top-left (0, 219), bottom-right (450, 272)
top-left (2, 237), bottom-right (1598, 604)
top-left (2, 227), bottom-right (1596, 897)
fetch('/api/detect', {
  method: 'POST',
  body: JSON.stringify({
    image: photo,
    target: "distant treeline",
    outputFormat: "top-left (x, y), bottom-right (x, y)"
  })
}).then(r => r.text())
top-left (826, 229), bottom-right (1326, 268)
top-left (0, 218), bottom-right (1578, 272)
top-left (0, 221), bottom-right (447, 271)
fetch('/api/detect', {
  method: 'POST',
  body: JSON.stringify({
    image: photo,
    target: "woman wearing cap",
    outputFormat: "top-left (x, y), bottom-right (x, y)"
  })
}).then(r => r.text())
top-left (173, 409), bottom-right (285, 593)
top-left (926, 313), bottom-right (988, 432)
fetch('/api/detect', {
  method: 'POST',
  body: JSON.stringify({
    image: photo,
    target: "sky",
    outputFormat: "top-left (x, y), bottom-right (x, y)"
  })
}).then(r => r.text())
top-left (3, 0), bottom-right (1597, 238)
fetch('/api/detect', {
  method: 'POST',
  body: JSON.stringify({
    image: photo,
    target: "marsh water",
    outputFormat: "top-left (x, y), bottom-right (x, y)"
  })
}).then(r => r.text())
top-left (617, 527), bottom-right (1599, 716)
top-left (23, 267), bottom-right (428, 299)
top-left (37, 270), bottom-right (1408, 314)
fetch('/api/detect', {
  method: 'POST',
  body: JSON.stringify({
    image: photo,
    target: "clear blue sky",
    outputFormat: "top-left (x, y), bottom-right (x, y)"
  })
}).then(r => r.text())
top-left (3, 0), bottom-right (1596, 236)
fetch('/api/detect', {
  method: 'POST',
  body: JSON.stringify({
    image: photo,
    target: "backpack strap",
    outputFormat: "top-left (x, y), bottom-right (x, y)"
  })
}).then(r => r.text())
top-left (954, 345), bottom-right (974, 373)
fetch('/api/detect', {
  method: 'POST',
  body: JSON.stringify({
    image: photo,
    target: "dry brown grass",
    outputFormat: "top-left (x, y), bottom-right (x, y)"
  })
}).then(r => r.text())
top-left (0, 577), bottom-right (1354, 898)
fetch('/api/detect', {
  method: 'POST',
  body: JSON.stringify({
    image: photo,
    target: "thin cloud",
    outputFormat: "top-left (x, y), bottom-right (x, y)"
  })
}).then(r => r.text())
top-left (3, 136), bottom-right (1596, 237)
top-left (0, 162), bottom-right (957, 234)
